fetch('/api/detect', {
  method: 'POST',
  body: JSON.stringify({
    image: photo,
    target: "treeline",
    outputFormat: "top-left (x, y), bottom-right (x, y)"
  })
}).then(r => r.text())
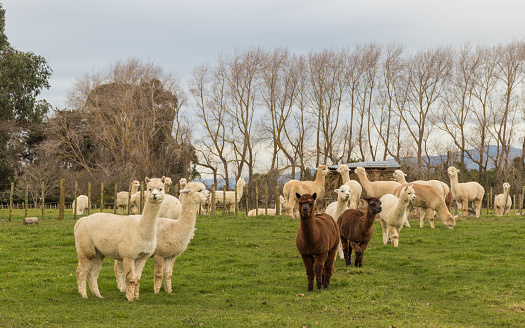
top-left (186, 42), bottom-right (525, 195)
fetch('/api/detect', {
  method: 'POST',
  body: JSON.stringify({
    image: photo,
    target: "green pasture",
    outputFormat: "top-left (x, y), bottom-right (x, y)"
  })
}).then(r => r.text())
top-left (0, 209), bottom-right (524, 327)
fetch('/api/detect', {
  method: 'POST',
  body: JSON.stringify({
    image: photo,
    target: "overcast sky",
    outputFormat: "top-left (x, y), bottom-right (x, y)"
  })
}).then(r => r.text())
top-left (4, 0), bottom-right (525, 108)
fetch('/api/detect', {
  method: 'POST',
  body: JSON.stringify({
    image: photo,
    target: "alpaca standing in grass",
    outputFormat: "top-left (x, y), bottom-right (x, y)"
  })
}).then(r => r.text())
top-left (380, 185), bottom-right (416, 247)
top-left (494, 182), bottom-right (512, 216)
top-left (72, 195), bottom-right (89, 215)
top-left (354, 167), bottom-right (400, 199)
top-left (295, 193), bottom-right (339, 291)
top-left (116, 180), bottom-right (141, 214)
top-left (74, 177), bottom-right (165, 301)
top-left (448, 166), bottom-right (485, 217)
top-left (283, 165), bottom-right (329, 218)
top-left (324, 185), bottom-right (351, 259)
top-left (338, 196), bottom-right (382, 267)
top-left (114, 182), bottom-right (210, 294)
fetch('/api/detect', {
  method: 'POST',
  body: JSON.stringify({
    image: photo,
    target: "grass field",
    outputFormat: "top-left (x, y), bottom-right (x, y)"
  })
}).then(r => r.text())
top-left (0, 209), bottom-right (524, 327)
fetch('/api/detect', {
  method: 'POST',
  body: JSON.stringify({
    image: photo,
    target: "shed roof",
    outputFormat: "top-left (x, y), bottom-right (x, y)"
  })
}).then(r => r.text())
top-left (328, 159), bottom-right (400, 171)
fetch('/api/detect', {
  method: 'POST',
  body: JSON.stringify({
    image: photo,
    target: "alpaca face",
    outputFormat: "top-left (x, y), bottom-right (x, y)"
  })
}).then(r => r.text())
top-left (297, 193), bottom-right (316, 217)
top-left (404, 185), bottom-right (416, 202)
top-left (336, 186), bottom-right (351, 201)
top-left (445, 216), bottom-right (456, 229)
top-left (355, 167), bottom-right (366, 178)
top-left (145, 177), bottom-right (166, 203)
top-left (336, 165), bottom-right (349, 174)
top-left (132, 180), bottom-right (141, 189)
top-left (364, 196), bottom-right (381, 215)
top-left (447, 166), bottom-right (458, 178)
top-left (393, 170), bottom-right (406, 181)
top-left (316, 165), bottom-right (329, 177)
top-left (503, 183), bottom-right (510, 191)
top-left (181, 182), bottom-right (210, 204)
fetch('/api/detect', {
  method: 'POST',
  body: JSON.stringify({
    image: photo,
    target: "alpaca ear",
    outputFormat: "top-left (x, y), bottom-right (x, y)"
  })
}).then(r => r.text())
top-left (312, 193), bottom-right (317, 200)
top-left (145, 177), bottom-right (150, 183)
top-left (180, 189), bottom-right (191, 195)
top-left (334, 189), bottom-right (340, 193)
top-left (161, 176), bottom-right (166, 183)
top-left (296, 193), bottom-right (301, 199)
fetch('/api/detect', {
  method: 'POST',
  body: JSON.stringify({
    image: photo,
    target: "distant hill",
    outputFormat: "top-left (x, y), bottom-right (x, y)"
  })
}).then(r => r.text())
top-left (403, 145), bottom-right (522, 170)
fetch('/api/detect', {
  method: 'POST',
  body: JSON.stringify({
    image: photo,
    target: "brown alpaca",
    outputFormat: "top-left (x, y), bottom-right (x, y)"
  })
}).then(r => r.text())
top-left (295, 193), bottom-right (339, 291)
top-left (338, 196), bottom-right (382, 267)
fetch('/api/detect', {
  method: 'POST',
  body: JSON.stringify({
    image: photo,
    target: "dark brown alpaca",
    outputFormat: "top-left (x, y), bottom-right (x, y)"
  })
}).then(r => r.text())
top-left (295, 193), bottom-right (339, 291)
top-left (338, 196), bottom-right (382, 268)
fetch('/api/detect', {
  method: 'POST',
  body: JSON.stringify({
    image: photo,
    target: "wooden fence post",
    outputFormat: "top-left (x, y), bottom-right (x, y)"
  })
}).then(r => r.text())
top-left (114, 183), bottom-right (118, 214)
top-left (276, 186), bottom-right (281, 216)
top-left (223, 185), bottom-right (226, 214)
top-left (87, 182), bottom-right (92, 215)
top-left (9, 182), bottom-right (14, 222)
top-left (211, 184), bottom-right (216, 216)
top-left (24, 182), bottom-right (28, 219)
top-left (59, 178), bottom-right (65, 220)
top-left (74, 181), bottom-right (78, 220)
top-left (235, 186), bottom-right (238, 216)
top-left (41, 181), bottom-right (45, 220)
top-left (489, 187), bottom-right (493, 215)
top-left (99, 182), bottom-right (104, 212)
top-left (265, 186), bottom-right (269, 215)
top-left (245, 184), bottom-right (249, 215)
top-left (127, 182), bottom-right (132, 215)
top-left (255, 186), bottom-right (259, 215)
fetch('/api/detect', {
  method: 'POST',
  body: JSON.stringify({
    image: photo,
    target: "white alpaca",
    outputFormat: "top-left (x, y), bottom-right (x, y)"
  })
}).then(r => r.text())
top-left (354, 166), bottom-right (401, 199)
top-left (164, 177), bottom-right (172, 192)
top-left (447, 166), bottom-right (485, 217)
top-left (178, 178), bottom-right (187, 202)
top-left (324, 185), bottom-right (351, 259)
top-left (129, 192), bottom-right (182, 220)
top-left (209, 178), bottom-right (246, 212)
top-left (116, 180), bottom-right (141, 214)
top-left (115, 182), bottom-right (210, 294)
top-left (336, 165), bottom-right (363, 209)
top-left (72, 195), bottom-right (89, 215)
top-left (380, 185), bottom-right (416, 247)
top-left (247, 195), bottom-right (286, 216)
top-left (283, 165), bottom-right (329, 218)
top-left (494, 182), bottom-right (512, 216)
top-left (74, 177), bottom-right (165, 301)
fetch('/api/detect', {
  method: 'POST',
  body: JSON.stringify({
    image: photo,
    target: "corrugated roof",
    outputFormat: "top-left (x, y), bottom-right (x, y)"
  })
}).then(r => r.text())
top-left (328, 159), bottom-right (400, 170)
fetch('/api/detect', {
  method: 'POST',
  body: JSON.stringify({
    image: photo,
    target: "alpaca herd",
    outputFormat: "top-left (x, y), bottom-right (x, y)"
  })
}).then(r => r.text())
top-left (73, 164), bottom-right (508, 299)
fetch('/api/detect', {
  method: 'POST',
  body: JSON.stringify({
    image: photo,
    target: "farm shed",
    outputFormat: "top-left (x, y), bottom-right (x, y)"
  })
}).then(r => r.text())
top-left (324, 159), bottom-right (401, 204)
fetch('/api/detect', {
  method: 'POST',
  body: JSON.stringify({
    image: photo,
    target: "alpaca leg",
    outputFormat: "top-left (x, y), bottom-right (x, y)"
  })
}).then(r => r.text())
top-left (153, 255), bottom-right (164, 294)
top-left (114, 260), bottom-right (126, 292)
top-left (387, 226), bottom-right (397, 246)
top-left (381, 220), bottom-right (388, 245)
top-left (341, 238), bottom-right (352, 266)
top-left (337, 241), bottom-right (344, 259)
top-left (462, 202), bottom-right (469, 217)
top-left (76, 257), bottom-right (92, 299)
top-left (322, 247), bottom-right (337, 290)
top-left (393, 227), bottom-right (402, 247)
top-left (87, 255), bottom-right (104, 298)
top-left (356, 242), bottom-right (369, 267)
top-left (132, 257), bottom-right (149, 301)
top-left (426, 208), bottom-right (435, 229)
top-left (300, 255), bottom-right (315, 291)
top-left (349, 242), bottom-right (362, 267)
top-left (122, 258), bottom-right (137, 302)
top-left (313, 253), bottom-right (328, 291)
top-left (474, 200), bottom-right (481, 217)
top-left (419, 208), bottom-right (427, 228)
top-left (163, 257), bottom-right (176, 294)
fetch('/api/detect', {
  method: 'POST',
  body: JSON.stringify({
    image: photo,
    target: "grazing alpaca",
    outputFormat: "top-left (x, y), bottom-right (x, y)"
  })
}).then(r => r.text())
top-left (336, 165), bottom-right (363, 209)
top-left (295, 193), bottom-right (339, 291)
top-left (72, 195), bottom-right (89, 215)
top-left (380, 185), bottom-right (416, 247)
top-left (283, 165), bottom-right (329, 218)
top-left (116, 180), bottom-right (141, 214)
top-left (494, 182), bottom-right (512, 216)
top-left (393, 169), bottom-right (451, 210)
top-left (338, 196), bottom-right (382, 267)
top-left (74, 177), bottom-right (165, 301)
top-left (115, 182), bottom-right (210, 294)
top-left (354, 167), bottom-right (400, 199)
top-left (324, 185), bottom-right (352, 259)
top-left (447, 166), bottom-right (485, 217)
top-left (393, 183), bottom-right (456, 229)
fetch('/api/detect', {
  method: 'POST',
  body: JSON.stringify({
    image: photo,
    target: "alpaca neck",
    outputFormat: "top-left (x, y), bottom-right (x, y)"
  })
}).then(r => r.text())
top-left (449, 174), bottom-right (459, 191)
top-left (236, 184), bottom-right (244, 199)
top-left (131, 185), bottom-right (139, 194)
top-left (340, 171), bottom-right (350, 184)
top-left (139, 199), bottom-right (162, 240)
top-left (314, 172), bottom-right (326, 185)
top-left (179, 198), bottom-right (199, 229)
top-left (393, 195), bottom-right (410, 219)
top-left (335, 199), bottom-right (350, 221)
top-left (299, 214), bottom-right (318, 242)
top-left (397, 176), bottom-right (407, 184)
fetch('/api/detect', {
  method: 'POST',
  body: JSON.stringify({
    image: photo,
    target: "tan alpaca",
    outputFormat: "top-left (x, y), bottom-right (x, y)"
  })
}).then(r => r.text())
top-left (354, 167), bottom-right (401, 199)
top-left (447, 166), bottom-right (485, 217)
top-left (380, 185), bottom-right (416, 247)
top-left (336, 165), bottom-right (363, 209)
top-left (74, 177), bottom-right (165, 301)
top-left (283, 165), bottom-right (329, 218)
top-left (116, 180), bottom-right (141, 214)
